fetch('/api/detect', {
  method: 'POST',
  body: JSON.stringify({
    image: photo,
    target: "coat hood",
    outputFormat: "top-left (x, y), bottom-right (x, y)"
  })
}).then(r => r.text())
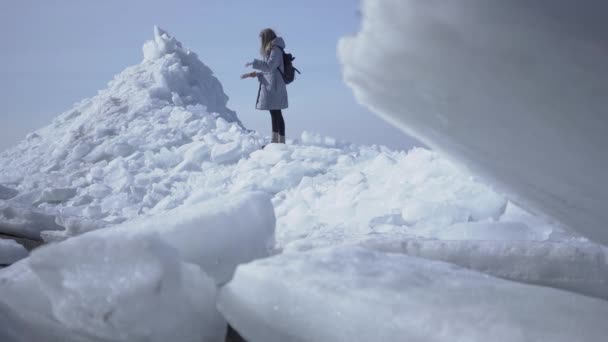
top-left (272, 37), bottom-right (286, 49)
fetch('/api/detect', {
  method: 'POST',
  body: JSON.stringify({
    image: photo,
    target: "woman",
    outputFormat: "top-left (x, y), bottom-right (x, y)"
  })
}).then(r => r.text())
top-left (241, 28), bottom-right (288, 144)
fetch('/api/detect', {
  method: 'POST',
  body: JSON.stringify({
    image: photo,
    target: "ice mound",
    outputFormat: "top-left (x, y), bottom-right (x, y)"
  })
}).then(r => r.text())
top-left (338, 0), bottom-right (608, 245)
top-left (142, 26), bottom-right (240, 121)
top-left (0, 27), bottom-right (263, 240)
top-left (219, 246), bottom-right (608, 342)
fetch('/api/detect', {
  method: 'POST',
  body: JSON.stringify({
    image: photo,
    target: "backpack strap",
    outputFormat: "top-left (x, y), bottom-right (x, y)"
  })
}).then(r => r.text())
top-left (274, 46), bottom-right (286, 77)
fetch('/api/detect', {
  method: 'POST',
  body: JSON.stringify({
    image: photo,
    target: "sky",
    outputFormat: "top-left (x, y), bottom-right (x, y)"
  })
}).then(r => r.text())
top-left (0, 0), bottom-right (420, 152)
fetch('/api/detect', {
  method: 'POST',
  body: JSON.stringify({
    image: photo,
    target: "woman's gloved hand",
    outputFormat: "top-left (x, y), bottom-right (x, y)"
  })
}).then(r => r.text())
top-left (240, 71), bottom-right (257, 79)
top-left (241, 71), bottom-right (258, 79)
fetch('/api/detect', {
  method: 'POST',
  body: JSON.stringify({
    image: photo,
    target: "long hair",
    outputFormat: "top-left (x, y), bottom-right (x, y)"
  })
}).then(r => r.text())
top-left (259, 28), bottom-right (278, 57)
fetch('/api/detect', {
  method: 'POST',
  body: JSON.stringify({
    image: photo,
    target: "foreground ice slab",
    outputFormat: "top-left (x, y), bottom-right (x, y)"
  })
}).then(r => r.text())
top-left (121, 191), bottom-right (276, 284)
top-left (339, 0), bottom-right (608, 245)
top-left (0, 191), bottom-right (274, 341)
top-left (31, 234), bottom-right (225, 342)
top-left (0, 236), bottom-right (225, 342)
top-left (0, 299), bottom-right (96, 342)
top-left (219, 246), bottom-right (608, 342)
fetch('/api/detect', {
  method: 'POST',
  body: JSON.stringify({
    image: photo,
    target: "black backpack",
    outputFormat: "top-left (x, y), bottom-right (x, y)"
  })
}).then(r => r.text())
top-left (276, 46), bottom-right (300, 84)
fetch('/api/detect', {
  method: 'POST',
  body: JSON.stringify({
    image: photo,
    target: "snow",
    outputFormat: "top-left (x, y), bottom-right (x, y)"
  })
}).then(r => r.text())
top-left (52, 215), bottom-right (108, 237)
top-left (1, 25), bottom-right (606, 341)
top-left (211, 140), bottom-right (243, 164)
top-left (33, 188), bottom-right (77, 205)
top-left (143, 26), bottom-right (240, 122)
top-left (0, 185), bottom-right (18, 200)
top-left (338, 0), bottom-right (608, 245)
top-left (219, 246), bottom-right (608, 342)
top-left (0, 239), bottom-right (28, 265)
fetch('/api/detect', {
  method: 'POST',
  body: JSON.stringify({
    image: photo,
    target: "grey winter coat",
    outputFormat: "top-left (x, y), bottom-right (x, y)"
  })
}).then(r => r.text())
top-left (252, 37), bottom-right (289, 110)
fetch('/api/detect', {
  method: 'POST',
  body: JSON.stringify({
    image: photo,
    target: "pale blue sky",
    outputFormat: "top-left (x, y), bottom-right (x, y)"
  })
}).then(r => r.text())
top-left (0, 0), bottom-right (419, 152)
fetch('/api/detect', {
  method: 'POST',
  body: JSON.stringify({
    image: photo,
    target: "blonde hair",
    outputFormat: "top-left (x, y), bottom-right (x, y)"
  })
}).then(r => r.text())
top-left (259, 28), bottom-right (278, 57)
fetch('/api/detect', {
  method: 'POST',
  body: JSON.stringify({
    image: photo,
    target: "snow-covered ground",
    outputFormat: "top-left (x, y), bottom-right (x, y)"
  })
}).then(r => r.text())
top-left (1, 26), bottom-right (606, 341)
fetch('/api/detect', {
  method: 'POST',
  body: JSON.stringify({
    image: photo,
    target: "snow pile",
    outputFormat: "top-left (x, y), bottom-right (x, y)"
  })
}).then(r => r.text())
top-left (0, 239), bottom-right (28, 265)
top-left (219, 246), bottom-right (608, 342)
top-left (338, 0), bottom-right (608, 245)
top-left (0, 191), bottom-right (274, 341)
top-left (142, 26), bottom-right (240, 122)
top-left (0, 27), bottom-right (262, 240)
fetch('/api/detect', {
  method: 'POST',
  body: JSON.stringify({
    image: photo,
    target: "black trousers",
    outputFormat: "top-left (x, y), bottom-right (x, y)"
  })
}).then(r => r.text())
top-left (269, 110), bottom-right (285, 136)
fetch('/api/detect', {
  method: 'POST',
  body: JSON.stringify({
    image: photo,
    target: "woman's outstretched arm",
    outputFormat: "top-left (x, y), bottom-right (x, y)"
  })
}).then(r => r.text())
top-left (251, 47), bottom-right (282, 72)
